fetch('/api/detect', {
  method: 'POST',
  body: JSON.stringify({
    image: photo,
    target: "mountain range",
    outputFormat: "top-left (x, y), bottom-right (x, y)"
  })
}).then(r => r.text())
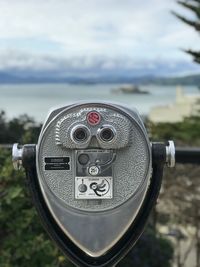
top-left (0, 70), bottom-right (199, 86)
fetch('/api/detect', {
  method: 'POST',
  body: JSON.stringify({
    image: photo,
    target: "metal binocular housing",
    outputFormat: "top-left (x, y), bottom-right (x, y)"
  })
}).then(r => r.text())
top-left (12, 101), bottom-right (176, 267)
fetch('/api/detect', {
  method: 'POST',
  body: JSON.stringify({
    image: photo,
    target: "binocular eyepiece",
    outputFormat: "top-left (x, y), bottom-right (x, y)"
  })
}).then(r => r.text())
top-left (70, 124), bottom-right (116, 145)
top-left (12, 101), bottom-right (175, 267)
top-left (71, 125), bottom-right (91, 143)
top-left (97, 125), bottom-right (116, 142)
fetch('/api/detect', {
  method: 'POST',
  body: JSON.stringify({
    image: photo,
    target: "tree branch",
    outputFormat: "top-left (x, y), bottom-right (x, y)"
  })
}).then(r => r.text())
top-left (185, 49), bottom-right (200, 63)
top-left (172, 11), bottom-right (200, 31)
top-left (177, 1), bottom-right (200, 19)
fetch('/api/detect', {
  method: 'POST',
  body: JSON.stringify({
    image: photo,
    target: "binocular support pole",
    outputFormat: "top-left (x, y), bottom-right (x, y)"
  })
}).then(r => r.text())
top-left (13, 143), bottom-right (167, 267)
top-left (12, 141), bottom-right (199, 267)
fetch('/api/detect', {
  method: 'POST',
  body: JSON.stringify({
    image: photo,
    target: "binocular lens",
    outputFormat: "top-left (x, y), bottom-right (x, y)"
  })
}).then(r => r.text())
top-left (72, 126), bottom-right (90, 143)
top-left (74, 128), bottom-right (87, 141)
top-left (99, 127), bottom-right (115, 142)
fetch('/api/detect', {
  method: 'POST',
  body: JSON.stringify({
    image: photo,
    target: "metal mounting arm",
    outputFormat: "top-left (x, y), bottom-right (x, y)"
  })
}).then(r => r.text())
top-left (175, 147), bottom-right (200, 164)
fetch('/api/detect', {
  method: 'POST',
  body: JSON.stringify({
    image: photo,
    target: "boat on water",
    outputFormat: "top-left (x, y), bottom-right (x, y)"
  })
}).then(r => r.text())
top-left (111, 84), bottom-right (149, 94)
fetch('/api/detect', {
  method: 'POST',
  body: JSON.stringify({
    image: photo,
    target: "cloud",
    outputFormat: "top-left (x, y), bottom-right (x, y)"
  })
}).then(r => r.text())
top-left (0, 0), bottom-right (199, 73)
top-left (0, 48), bottom-right (199, 78)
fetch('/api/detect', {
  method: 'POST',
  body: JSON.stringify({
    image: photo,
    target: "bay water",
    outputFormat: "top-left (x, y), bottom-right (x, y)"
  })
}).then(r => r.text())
top-left (0, 83), bottom-right (199, 122)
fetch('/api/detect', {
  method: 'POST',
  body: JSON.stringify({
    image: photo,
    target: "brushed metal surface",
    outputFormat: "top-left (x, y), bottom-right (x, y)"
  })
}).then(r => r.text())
top-left (36, 102), bottom-right (152, 256)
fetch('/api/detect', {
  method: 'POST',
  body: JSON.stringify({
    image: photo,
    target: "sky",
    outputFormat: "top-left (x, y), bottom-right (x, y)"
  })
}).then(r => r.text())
top-left (0, 0), bottom-right (199, 76)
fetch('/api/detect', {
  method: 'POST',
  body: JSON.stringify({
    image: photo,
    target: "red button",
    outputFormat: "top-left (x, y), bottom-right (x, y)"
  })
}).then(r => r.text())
top-left (87, 111), bottom-right (101, 125)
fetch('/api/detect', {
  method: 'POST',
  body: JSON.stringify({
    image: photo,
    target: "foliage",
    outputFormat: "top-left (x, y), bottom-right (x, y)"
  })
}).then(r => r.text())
top-left (148, 114), bottom-right (200, 146)
top-left (118, 228), bottom-right (173, 267)
top-left (172, 0), bottom-right (200, 64)
top-left (0, 134), bottom-right (74, 267)
top-left (0, 110), bottom-right (41, 144)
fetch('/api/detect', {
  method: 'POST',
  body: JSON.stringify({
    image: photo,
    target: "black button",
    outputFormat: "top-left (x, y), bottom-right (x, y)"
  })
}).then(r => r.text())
top-left (78, 153), bottom-right (89, 165)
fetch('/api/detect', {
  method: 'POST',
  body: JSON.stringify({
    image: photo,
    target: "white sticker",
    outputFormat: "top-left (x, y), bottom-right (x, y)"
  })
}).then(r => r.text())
top-left (75, 177), bottom-right (113, 199)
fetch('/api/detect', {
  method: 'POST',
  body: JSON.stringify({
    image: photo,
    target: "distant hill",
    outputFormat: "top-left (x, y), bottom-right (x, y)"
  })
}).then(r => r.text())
top-left (0, 71), bottom-right (199, 85)
top-left (152, 74), bottom-right (200, 86)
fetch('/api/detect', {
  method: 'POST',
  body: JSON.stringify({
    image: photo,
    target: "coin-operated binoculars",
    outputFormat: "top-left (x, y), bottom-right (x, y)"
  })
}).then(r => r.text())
top-left (12, 102), bottom-right (176, 267)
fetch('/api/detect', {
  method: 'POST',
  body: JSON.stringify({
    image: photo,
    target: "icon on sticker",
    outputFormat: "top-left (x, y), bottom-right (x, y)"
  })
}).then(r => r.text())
top-left (78, 179), bottom-right (87, 193)
top-left (90, 179), bottom-right (110, 197)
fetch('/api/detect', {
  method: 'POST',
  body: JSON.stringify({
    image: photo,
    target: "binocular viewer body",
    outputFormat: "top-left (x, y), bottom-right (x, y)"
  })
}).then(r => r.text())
top-left (13, 101), bottom-right (176, 267)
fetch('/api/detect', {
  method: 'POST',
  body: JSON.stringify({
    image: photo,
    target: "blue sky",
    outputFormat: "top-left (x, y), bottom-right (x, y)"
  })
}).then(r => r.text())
top-left (0, 0), bottom-right (199, 76)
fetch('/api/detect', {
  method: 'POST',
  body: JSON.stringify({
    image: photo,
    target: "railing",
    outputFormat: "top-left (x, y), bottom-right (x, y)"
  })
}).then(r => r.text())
top-left (176, 147), bottom-right (200, 164)
top-left (1, 144), bottom-right (199, 164)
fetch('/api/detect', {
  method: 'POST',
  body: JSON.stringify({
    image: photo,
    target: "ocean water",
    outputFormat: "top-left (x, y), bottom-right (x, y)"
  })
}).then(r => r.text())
top-left (0, 83), bottom-right (199, 122)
